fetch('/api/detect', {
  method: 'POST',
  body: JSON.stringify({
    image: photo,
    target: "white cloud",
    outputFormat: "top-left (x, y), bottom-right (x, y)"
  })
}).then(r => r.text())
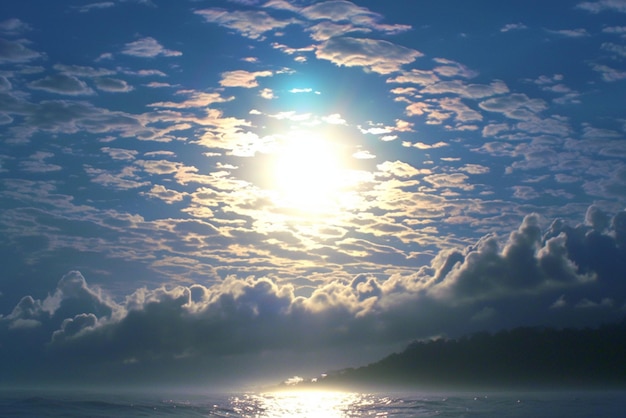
top-left (73, 2), bottom-right (115, 13)
top-left (20, 151), bottom-right (62, 173)
top-left (500, 22), bottom-right (527, 32)
top-left (353, 149), bottom-right (376, 159)
top-left (195, 8), bottom-right (298, 40)
top-left (479, 93), bottom-right (547, 119)
top-left (547, 28), bottom-right (590, 37)
top-left (122, 37), bottom-right (182, 57)
top-left (432, 58), bottom-right (478, 79)
top-left (421, 79), bottom-right (509, 99)
top-left (602, 42), bottom-right (626, 57)
top-left (315, 37), bottom-right (422, 74)
top-left (149, 90), bottom-right (233, 108)
top-left (577, 0), bottom-right (626, 13)
top-left (299, 0), bottom-right (411, 35)
top-left (591, 63), bottom-right (626, 81)
top-left (219, 70), bottom-right (273, 88)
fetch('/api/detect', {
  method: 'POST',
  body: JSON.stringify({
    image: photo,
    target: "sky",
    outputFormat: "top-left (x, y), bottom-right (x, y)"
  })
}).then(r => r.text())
top-left (1, 0), bottom-right (626, 388)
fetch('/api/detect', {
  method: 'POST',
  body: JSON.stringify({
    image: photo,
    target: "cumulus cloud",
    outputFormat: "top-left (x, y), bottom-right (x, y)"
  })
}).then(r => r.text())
top-left (547, 28), bottom-right (590, 37)
top-left (219, 70), bottom-right (273, 88)
top-left (1, 208), bottom-right (625, 384)
top-left (299, 0), bottom-right (411, 35)
top-left (94, 77), bottom-right (134, 92)
top-left (28, 74), bottom-right (95, 95)
top-left (432, 58), bottom-right (478, 79)
top-left (122, 37), bottom-right (182, 58)
top-left (53, 63), bottom-right (116, 78)
top-left (73, 2), bottom-right (116, 13)
top-left (591, 63), bottom-right (626, 81)
top-left (500, 22), bottom-right (527, 32)
top-left (479, 93), bottom-right (547, 119)
top-left (149, 90), bottom-right (233, 108)
top-left (315, 37), bottom-right (422, 74)
top-left (577, 0), bottom-right (626, 13)
top-left (421, 79), bottom-right (509, 99)
top-left (601, 42), bottom-right (626, 58)
top-left (195, 8), bottom-right (298, 39)
top-left (0, 38), bottom-right (42, 63)
top-left (0, 18), bottom-right (32, 35)
top-left (19, 151), bottom-right (62, 173)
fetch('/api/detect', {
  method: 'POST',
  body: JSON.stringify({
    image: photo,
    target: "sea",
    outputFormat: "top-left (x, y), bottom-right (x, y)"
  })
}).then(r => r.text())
top-left (1, 388), bottom-right (625, 417)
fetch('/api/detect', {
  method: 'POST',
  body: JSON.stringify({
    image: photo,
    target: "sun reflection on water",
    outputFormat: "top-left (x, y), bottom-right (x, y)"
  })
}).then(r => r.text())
top-left (231, 390), bottom-right (368, 418)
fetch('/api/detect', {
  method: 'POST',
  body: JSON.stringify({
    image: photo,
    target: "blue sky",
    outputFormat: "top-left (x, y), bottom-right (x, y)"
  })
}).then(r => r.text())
top-left (1, 0), bottom-right (626, 387)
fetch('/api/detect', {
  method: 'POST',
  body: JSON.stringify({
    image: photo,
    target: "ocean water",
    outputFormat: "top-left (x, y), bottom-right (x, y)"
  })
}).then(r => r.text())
top-left (1, 389), bottom-right (625, 417)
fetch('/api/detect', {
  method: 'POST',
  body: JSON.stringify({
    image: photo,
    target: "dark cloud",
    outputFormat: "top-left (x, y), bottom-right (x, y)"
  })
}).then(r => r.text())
top-left (1, 207), bottom-right (625, 386)
top-left (28, 74), bottom-right (95, 95)
top-left (0, 38), bottom-right (42, 63)
top-left (94, 77), bottom-right (133, 92)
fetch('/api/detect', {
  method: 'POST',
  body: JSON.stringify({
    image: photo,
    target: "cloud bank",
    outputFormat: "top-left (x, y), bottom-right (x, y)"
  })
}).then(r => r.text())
top-left (2, 207), bottom-right (624, 386)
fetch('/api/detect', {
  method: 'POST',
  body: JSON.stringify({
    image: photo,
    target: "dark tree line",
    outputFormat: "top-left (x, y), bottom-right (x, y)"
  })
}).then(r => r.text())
top-left (314, 319), bottom-right (626, 389)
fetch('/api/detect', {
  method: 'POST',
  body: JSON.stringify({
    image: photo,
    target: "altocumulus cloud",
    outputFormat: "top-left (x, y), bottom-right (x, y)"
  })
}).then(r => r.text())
top-left (1, 206), bottom-right (625, 386)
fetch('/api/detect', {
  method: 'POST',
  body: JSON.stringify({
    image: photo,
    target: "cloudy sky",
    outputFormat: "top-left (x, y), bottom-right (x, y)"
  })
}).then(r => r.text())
top-left (1, 0), bottom-right (626, 388)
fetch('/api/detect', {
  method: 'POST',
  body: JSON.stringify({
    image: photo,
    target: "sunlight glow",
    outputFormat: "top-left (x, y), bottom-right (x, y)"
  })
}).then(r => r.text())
top-left (268, 131), bottom-right (357, 215)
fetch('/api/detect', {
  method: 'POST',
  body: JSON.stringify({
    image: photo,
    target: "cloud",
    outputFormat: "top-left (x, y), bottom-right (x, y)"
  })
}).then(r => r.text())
top-left (305, 21), bottom-right (371, 42)
top-left (352, 149), bottom-right (376, 159)
top-left (0, 18), bottom-right (32, 35)
top-left (601, 42), bottom-right (626, 58)
top-left (149, 90), bottom-right (233, 108)
top-left (387, 69), bottom-right (440, 86)
top-left (591, 63), bottom-right (626, 81)
top-left (576, 0), bottom-right (626, 13)
top-left (437, 97), bottom-right (483, 123)
top-left (315, 37), bottom-right (422, 74)
top-left (141, 184), bottom-right (187, 204)
top-left (479, 93), bottom-right (547, 119)
top-left (0, 38), bottom-right (42, 63)
top-left (2, 208), bottom-right (625, 384)
top-left (602, 25), bottom-right (626, 36)
top-left (219, 70), bottom-right (273, 88)
top-left (19, 151), bottom-right (62, 173)
top-left (53, 64), bottom-right (116, 77)
top-left (94, 77), bottom-right (134, 92)
top-left (500, 23), bottom-right (527, 32)
top-left (421, 79), bottom-right (509, 99)
top-left (122, 37), bottom-right (182, 57)
top-left (375, 160), bottom-right (423, 178)
top-left (300, 0), bottom-right (381, 22)
top-left (73, 2), bottom-right (116, 13)
top-left (547, 28), bottom-right (590, 37)
top-left (299, 0), bottom-right (411, 35)
top-left (195, 8), bottom-right (298, 40)
top-left (0, 75), bottom-right (11, 91)
top-left (432, 58), bottom-right (478, 79)
top-left (28, 74), bottom-right (95, 95)
top-left (101, 147), bottom-right (138, 161)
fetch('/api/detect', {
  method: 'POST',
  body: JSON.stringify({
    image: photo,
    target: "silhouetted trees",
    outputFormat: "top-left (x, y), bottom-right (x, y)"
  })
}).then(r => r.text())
top-left (315, 319), bottom-right (626, 389)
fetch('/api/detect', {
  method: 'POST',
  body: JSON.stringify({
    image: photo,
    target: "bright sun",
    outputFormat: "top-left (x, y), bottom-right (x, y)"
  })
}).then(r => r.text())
top-left (269, 131), bottom-right (352, 214)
